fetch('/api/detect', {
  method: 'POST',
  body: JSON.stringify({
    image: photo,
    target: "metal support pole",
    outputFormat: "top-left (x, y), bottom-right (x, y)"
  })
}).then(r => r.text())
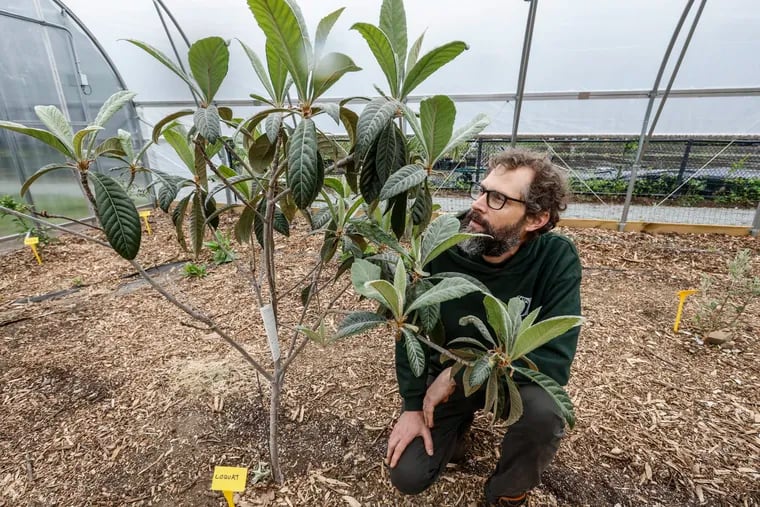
top-left (751, 201), bottom-right (760, 237)
top-left (476, 138), bottom-right (484, 179)
top-left (618, 0), bottom-right (695, 231)
top-left (152, 0), bottom-right (199, 106)
top-left (675, 140), bottom-right (693, 192)
top-left (510, 0), bottom-right (539, 148)
top-left (644, 0), bottom-right (707, 151)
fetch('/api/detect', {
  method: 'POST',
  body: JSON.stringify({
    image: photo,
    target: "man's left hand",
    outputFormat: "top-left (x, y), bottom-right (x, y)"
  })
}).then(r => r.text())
top-left (423, 367), bottom-right (456, 428)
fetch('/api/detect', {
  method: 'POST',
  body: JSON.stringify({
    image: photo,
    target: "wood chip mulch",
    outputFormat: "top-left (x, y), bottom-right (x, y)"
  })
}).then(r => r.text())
top-left (1, 212), bottom-right (758, 507)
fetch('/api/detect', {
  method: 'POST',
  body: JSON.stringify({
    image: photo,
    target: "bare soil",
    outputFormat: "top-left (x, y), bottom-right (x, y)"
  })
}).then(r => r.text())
top-left (1, 213), bottom-right (759, 507)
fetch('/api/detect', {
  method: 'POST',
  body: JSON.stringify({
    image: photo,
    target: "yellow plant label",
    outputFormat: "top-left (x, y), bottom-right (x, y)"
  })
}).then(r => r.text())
top-left (139, 210), bottom-right (151, 218)
top-left (24, 236), bottom-right (39, 246)
top-left (211, 466), bottom-right (248, 492)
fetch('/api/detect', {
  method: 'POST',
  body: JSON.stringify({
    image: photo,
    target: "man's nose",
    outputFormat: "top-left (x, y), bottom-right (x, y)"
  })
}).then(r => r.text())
top-left (471, 192), bottom-right (488, 213)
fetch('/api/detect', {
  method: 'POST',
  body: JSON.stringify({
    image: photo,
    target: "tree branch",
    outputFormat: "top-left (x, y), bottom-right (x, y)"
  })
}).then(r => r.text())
top-left (0, 206), bottom-right (273, 382)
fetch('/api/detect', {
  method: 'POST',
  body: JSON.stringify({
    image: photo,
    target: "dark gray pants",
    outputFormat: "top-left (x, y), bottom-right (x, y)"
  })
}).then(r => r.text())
top-left (389, 381), bottom-right (565, 503)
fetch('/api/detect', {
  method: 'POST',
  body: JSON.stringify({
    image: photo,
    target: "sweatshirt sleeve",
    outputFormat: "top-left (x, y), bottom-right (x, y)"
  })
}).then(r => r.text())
top-left (524, 240), bottom-right (582, 385)
top-left (394, 334), bottom-right (430, 411)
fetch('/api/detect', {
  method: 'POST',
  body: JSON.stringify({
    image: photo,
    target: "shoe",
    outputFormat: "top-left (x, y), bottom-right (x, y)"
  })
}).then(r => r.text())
top-left (488, 493), bottom-right (528, 507)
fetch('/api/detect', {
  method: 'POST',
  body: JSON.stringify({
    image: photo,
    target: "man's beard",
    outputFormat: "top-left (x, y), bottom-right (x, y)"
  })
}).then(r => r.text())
top-left (459, 210), bottom-right (525, 258)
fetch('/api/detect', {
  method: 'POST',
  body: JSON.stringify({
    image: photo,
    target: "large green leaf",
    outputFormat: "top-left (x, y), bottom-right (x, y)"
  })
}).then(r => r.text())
top-left (439, 113), bottom-right (490, 164)
top-left (89, 172), bottom-right (141, 260)
top-left (150, 169), bottom-right (187, 212)
top-left (73, 126), bottom-right (104, 159)
top-left (503, 375), bottom-right (524, 426)
top-left (419, 214), bottom-right (478, 267)
top-left (514, 367), bottom-right (575, 429)
top-left (92, 90), bottom-right (137, 128)
top-left (20, 163), bottom-right (72, 197)
top-left (265, 112), bottom-right (283, 143)
top-left (411, 183), bottom-right (432, 229)
top-left (172, 194), bottom-right (192, 251)
top-left (374, 121), bottom-right (407, 183)
top-left (518, 307), bottom-right (542, 337)
top-left (335, 311), bottom-right (387, 340)
top-left (401, 328), bottom-right (426, 377)
top-left (238, 39), bottom-right (276, 101)
top-left (116, 129), bottom-right (136, 161)
top-left (194, 105), bottom-right (221, 144)
top-left (359, 138), bottom-right (382, 204)
top-left (457, 315), bottom-right (497, 348)
top-left (247, 0), bottom-right (309, 99)
top-left (355, 97), bottom-right (398, 162)
top-left (420, 95), bottom-right (455, 164)
top-left (151, 110), bottom-right (194, 143)
top-left (249, 133), bottom-right (277, 173)
top-left (93, 137), bottom-right (126, 159)
top-left (350, 258), bottom-right (382, 298)
top-left (189, 191), bottom-right (206, 257)
top-left (265, 39), bottom-right (290, 103)
top-left (366, 279), bottom-right (402, 318)
top-left (468, 355), bottom-right (492, 390)
top-left (484, 368), bottom-right (499, 417)
top-left (406, 31), bottom-right (425, 75)
top-left (484, 294), bottom-right (511, 349)
top-left (406, 277), bottom-right (480, 314)
top-left (379, 163), bottom-right (425, 200)
top-left (412, 279), bottom-right (439, 333)
top-left (34, 105), bottom-right (74, 154)
top-left (402, 41), bottom-right (468, 98)
top-left (392, 258), bottom-right (407, 304)
top-left (389, 192), bottom-right (407, 239)
top-left (253, 201), bottom-right (291, 247)
top-left (311, 52), bottom-right (361, 102)
top-left (315, 7), bottom-right (345, 61)
top-left (379, 0), bottom-right (407, 72)
top-left (287, 118), bottom-right (322, 209)
top-left (162, 128), bottom-right (194, 172)
top-left (0, 121), bottom-right (73, 158)
top-left (234, 203), bottom-right (256, 244)
top-left (429, 272), bottom-right (491, 295)
top-left (510, 316), bottom-right (584, 361)
top-left (188, 36), bottom-right (229, 103)
top-left (124, 39), bottom-right (202, 98)
top-left (351, 23), bottom-right (398, 97)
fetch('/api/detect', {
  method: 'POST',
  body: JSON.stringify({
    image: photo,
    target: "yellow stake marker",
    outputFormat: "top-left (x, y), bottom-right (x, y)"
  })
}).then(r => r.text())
top-left (139, 210), bottom-right (152, 235)
top-left (211, 466), bottom-right (248, 507)
top-left (673, 289), bottom-right (698, 332)
top-left (24, 236), bottom-right (42, 265)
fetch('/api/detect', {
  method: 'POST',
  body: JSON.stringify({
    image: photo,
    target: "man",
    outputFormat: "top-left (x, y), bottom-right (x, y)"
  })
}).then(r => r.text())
top-left (386, 148), bottom-right (582, 506)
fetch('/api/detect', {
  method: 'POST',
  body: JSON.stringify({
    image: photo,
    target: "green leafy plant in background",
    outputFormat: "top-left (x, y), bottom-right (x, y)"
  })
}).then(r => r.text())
top-left (691, 249), bottom-right (760, 336)
top-left (0, 195), bottom-right (50, 242)
top-left (204, 230), bottom-right (236, 265)
top-left (183, 262), bottom-right (208, 278)
top-left (0, 91), bottom-right (140, 258)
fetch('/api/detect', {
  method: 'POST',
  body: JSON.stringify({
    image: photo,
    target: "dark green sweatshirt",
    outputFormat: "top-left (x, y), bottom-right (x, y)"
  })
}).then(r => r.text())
top-left (396, 232), bottom-right (582, 411)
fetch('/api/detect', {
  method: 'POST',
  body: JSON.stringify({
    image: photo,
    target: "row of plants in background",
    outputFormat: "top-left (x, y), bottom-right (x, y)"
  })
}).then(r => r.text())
top-left (569, 175), bottom-right (760, 206)
top-left (0, 0), bottom-right (582, 483)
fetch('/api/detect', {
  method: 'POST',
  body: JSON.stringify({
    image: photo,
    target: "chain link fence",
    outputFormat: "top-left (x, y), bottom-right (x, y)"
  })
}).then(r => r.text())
top-left (428, 136), bottom-right (760, 230)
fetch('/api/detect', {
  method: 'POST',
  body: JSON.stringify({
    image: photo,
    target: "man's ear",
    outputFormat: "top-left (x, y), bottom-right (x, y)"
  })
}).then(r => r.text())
top-left (525, 210), bottom-right (550, 232)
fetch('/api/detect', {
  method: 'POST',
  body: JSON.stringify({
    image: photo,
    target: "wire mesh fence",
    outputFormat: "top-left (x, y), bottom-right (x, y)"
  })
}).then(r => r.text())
top-left (427, 136), bottom-right (760, 230)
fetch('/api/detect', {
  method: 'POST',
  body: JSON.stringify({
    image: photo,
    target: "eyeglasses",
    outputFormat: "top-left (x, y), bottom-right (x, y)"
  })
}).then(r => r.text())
top-left (469, 183), bottom-right (526, 210)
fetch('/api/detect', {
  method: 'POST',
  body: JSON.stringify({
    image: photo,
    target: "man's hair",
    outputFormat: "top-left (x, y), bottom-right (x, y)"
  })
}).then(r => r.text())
top-left (487, 148), bottom-right (569, 240)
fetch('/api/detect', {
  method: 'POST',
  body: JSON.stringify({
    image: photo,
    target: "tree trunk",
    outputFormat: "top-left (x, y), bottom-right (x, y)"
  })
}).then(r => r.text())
top-left (269, 361), bottom-right (284, 484)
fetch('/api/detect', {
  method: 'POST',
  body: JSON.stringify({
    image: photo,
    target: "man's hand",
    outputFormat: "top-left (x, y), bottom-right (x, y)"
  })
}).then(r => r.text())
top-left (423, 367), bottom-right (456, 428)
top-left (386, 411), bottom-right (432, 468)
